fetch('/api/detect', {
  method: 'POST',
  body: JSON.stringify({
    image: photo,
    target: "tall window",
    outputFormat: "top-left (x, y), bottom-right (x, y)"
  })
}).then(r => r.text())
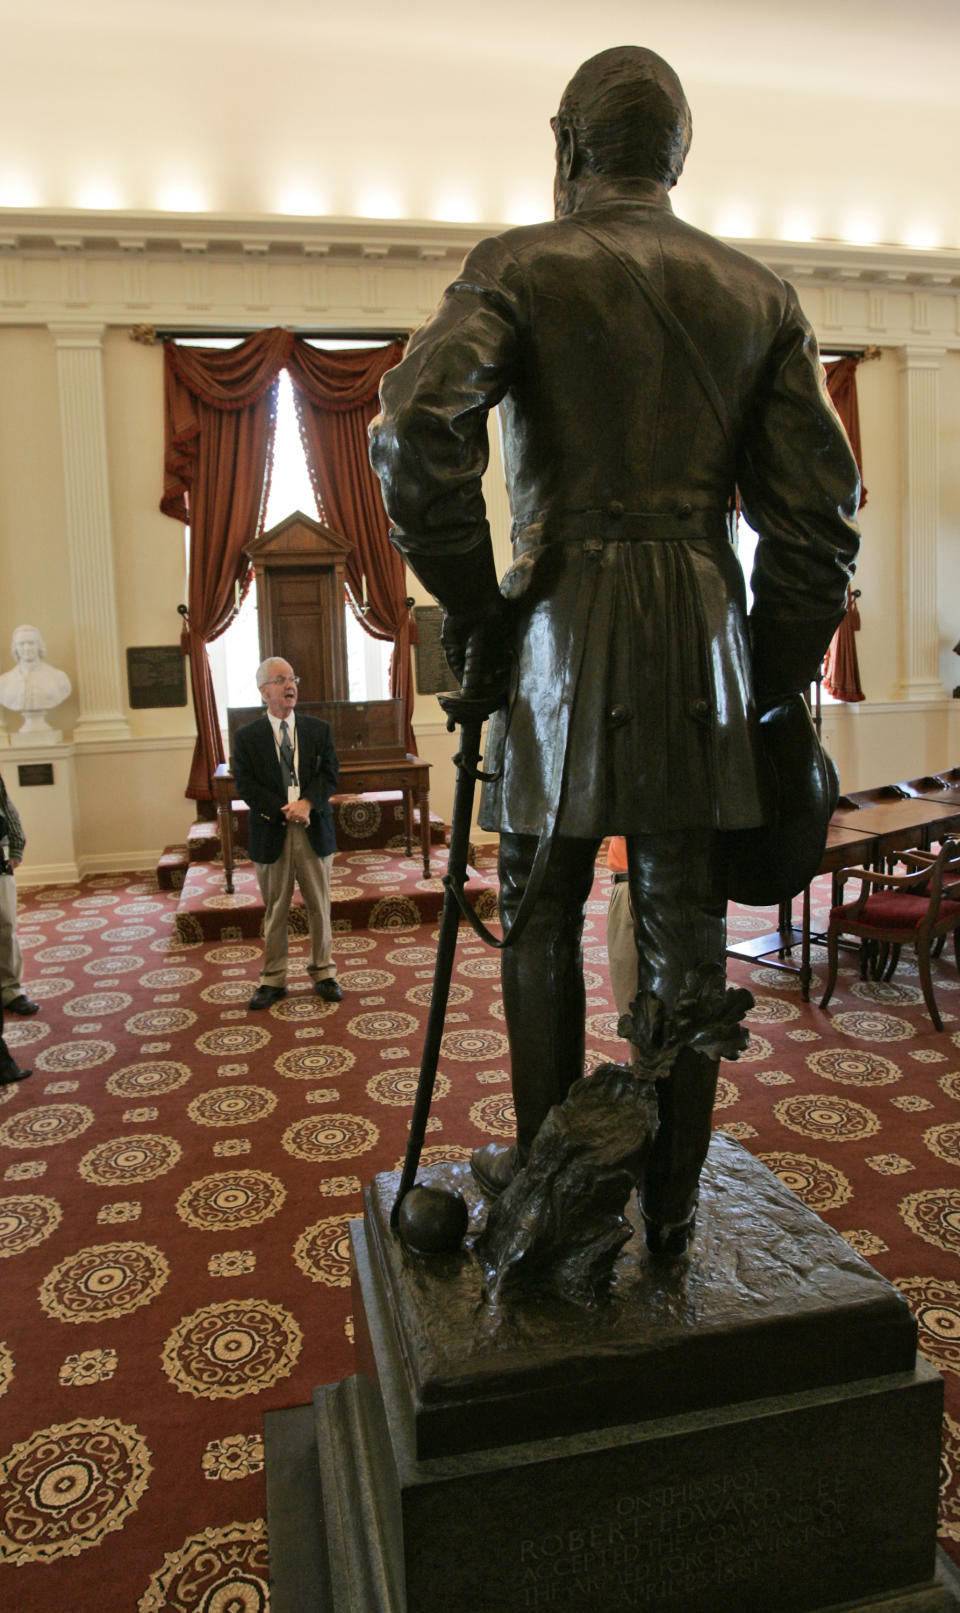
top-left (202, 362), bottom-right (393, 720)
top-left (734, 514), bottom-right (836, 704)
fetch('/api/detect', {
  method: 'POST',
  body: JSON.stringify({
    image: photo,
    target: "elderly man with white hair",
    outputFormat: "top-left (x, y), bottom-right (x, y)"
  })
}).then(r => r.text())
top-left (232, 657), bottom-right (342, 1010)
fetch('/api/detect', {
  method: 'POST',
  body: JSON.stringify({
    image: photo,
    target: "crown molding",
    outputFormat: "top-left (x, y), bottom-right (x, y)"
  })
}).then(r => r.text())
top-left (1, 208), bottom-right (959, 346)
top-left (0, 208), bottom-right (483, 263)
top-left (0, 207), bottom-right (957, 280)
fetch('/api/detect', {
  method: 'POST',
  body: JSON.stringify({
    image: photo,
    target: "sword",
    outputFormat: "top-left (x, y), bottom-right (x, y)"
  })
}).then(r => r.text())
top-left (391, 699), bottom-right (491, 1250)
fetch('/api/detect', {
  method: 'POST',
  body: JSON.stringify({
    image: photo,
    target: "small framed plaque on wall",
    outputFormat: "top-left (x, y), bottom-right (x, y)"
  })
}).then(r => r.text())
top-left (413, 606), bottom-right (457, 696)
top-left (126, 647), bottom-right (187, 709)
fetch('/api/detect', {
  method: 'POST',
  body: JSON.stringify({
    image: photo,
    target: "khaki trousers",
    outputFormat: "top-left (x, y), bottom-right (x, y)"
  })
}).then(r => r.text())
top-left (253, 828), bottom-right (335, 988)
top-left (606, 877), bottom-right (640, 1068)
top-left (0, 872), bottom-right (23, 1007)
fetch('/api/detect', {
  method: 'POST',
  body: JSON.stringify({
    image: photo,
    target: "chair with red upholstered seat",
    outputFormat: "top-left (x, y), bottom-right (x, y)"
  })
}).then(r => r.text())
top-left (819, 837), bottom-right (960, 1031)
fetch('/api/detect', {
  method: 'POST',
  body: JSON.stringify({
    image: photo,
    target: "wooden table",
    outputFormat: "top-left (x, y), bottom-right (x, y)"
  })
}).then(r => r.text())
top-left (213, 751), bottom-right (433, 895)
top-left (897, 775), bottom-right (960, 810)
top-left (830, 796), bottom-right (960, 850)
top-left (726, 790), bottom-right (960, 1000)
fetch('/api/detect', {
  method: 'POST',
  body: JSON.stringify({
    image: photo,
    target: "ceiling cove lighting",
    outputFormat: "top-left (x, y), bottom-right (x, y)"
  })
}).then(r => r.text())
top-left (504, 195), bottom-right (546, 226)
top-left (0, 174), bottom-right (40, 208)
top-left (715, 204), bottom-right (756, 239)
top-left (276, 185), bottom-right (330, 218)
top-left (74, 179), bottom-right (124, 211)
top-left (778, 210), bottom-right (815, 243)
top-left (841, 215), bottom-right (880, 246)
top-left (431, 191), bottom-right (479, 224)
top-left (155, 182), bottom-right (210, 214)
top-left (356, 188), bottom-right (405, 220)
top-left (903, 223), bottom-right (941, 252)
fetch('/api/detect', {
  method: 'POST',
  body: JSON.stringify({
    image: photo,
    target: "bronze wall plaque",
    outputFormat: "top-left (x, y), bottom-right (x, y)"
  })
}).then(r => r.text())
top-left (17, 763), bottom-right (54, 786)
top-left (126, 646), bottom-right (187, 709)
top-left (413, 606), bottom-right (456, 695)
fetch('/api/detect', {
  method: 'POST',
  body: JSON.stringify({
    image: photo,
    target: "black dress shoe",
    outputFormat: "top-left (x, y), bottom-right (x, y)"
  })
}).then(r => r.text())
top-left (314, 978), bottom-right (343, 1003)
top-left (5, 994), bottom-right (39, 1016)
top-left (0, 1044), bottom-right (32, 1085)
top-left (248, 984), bottom-right (286, 1011)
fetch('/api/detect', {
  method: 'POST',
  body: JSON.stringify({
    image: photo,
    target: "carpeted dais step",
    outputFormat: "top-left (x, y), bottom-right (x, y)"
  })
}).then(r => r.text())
top-left (186, 820), bottom-right (222, 862)
top-left (156, 844), bottom-right (188, 891)
top-left (173, 844), bottom-right (495, 943)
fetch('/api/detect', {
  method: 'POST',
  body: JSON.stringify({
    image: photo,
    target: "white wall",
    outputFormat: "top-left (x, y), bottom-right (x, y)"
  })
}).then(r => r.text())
top-left (0, 214), bottom-right (958, 875)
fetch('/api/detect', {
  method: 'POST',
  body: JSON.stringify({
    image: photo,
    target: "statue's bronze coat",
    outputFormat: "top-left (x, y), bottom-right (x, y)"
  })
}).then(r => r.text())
top-left (370, 188), bottom-right (859, 840)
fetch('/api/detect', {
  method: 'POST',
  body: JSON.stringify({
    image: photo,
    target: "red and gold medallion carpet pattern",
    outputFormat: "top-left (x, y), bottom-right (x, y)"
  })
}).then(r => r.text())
top-left (0, 858), bottom-right (959, 1610)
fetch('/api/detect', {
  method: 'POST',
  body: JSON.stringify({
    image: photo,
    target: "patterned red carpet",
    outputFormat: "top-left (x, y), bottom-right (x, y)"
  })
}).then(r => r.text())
top-left (1, 859), bottom-right (959, 1610)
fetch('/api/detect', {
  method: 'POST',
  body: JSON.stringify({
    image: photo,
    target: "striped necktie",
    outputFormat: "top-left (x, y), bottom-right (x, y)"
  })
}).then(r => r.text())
top-left (278, 720), bottom-right (295, 786)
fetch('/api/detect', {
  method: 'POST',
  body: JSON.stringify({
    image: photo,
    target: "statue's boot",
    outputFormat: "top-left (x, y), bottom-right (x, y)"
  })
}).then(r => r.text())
top-left (640, 1046), bottom-right (719, 1257)
top-left (469, 832), bottom-right (598, 1199)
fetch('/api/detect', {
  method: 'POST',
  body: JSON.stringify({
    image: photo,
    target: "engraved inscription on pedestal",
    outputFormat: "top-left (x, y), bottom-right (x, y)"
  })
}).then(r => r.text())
top-left (514, 1469), bottom-right (846, 1609)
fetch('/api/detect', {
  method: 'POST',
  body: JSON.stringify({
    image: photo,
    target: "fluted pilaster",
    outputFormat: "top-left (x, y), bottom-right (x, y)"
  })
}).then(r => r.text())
top-left (50, 322), bottom-right (131, 740)
top-left (897, 347), bottom-right (946, 700)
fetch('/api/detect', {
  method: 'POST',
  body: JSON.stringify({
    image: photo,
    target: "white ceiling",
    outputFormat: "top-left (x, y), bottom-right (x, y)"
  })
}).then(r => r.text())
top-left (4, 0), bottom-right (959, 249)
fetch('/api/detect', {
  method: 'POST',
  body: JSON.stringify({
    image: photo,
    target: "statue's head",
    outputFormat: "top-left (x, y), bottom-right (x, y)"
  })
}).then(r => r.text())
top-left (11, 625), bottom-right (44, 665)
top-left (552, 47), bottom-right (692, 217)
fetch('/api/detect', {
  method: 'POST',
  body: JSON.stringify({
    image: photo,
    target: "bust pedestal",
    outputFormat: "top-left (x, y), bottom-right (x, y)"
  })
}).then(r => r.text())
top-left (2, 742), bottom-right (79, 883)
top-left (8, 713), bottom-right (63, 746)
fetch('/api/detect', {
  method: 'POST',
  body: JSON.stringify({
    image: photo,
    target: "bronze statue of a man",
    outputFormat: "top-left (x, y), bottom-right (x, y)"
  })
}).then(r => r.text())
top-left (370, 46), bottom-right (859, 1254)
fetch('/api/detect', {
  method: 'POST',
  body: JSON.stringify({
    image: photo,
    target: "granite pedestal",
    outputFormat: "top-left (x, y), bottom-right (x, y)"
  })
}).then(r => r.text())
top-left (264, 1135), bottom-right (960, 1612)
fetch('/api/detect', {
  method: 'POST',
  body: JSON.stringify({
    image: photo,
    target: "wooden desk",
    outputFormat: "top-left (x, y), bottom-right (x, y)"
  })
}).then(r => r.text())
top-left (726, 823), bottom-right (877, 1000)
top-left (831, 797), bottom-right (960, 854)
top-left (335, 751), bottom-right (432, 878)
top-left (896, 775), bottom-right (960, 809)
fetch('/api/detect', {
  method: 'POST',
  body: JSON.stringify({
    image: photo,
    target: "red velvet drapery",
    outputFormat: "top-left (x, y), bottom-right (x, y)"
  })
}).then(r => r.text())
top-left (286, 339), bottom-right (416, 751)
top-left (822, 356), bottom-right (867, 702)
top-left (162, 330), bottom-right (411, 801)
top-left (162, 329), bottom-right (291, 800)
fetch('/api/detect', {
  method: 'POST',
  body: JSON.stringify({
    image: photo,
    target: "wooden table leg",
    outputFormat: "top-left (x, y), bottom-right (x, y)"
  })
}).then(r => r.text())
top-left (402, 787), bottom-right (413, 859)
top-left (801, 882), bottom-right (811, 1000)
top-left (218, 796), bottom-right (235, 896)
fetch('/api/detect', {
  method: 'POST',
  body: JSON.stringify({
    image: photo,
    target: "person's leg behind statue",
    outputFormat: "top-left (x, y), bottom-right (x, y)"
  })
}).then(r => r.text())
top-left (624, 829), bottom-right (740, 1256)
top-left (606, 873), bottom-right (642, 1069)
top-left (471, 831), bottom-right (601, 1195)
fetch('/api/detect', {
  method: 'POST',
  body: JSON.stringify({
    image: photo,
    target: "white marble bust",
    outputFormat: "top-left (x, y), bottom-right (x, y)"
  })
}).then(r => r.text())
top-left (0, 625), bottom-right (72, 743)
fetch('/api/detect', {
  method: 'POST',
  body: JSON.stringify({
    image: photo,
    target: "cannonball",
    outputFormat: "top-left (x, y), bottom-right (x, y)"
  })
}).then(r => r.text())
top-left (397, 1185), bottom-right (468, 1254)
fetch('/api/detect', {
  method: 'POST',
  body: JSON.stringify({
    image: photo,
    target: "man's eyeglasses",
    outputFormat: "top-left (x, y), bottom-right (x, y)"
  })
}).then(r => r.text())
top-left (264, 675), bottom-right (300, 687)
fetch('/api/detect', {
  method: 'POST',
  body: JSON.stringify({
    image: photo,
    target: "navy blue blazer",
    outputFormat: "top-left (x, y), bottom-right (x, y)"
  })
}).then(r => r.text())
top-left (232, 713), bottom-right (338, 865)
